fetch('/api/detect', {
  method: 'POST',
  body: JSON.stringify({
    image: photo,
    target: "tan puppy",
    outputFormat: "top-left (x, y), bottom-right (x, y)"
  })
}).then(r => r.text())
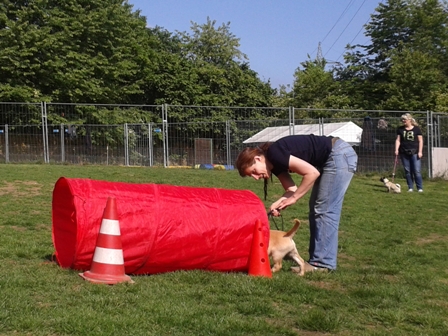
top-left (268, 219), bottom-right (305, 275)
top-left (380, 177), bottom-right (401, 193)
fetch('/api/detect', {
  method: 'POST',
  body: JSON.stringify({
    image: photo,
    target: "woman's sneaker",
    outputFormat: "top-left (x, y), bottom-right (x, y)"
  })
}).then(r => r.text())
top-left (408, 189), bottom-right (413, 192)
top-left (418, 189), bottom-right (423, 193)
top-left (300, 262), bottom-right (329, 274)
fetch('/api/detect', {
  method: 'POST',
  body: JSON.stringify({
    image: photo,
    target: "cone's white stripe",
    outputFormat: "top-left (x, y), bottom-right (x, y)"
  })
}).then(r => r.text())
top-left (92, 247), bottom-right (124, 265)
top-left (99, 219), bottom-right (121, 235)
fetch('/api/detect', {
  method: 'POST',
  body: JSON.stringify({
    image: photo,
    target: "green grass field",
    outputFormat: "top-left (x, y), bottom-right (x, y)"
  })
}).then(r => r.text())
top-left (0, 164), bottom-right (447, 335)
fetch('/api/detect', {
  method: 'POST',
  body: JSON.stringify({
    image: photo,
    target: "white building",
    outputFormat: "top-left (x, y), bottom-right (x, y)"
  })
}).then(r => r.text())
top-left (243, 121), bottom-right (363, 146)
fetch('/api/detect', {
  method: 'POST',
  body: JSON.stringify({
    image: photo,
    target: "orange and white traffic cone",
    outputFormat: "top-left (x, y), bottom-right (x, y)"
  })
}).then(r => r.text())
top-left (79, 197), bottom-right (134, 284)
top-left (248, 219), bottom-right (272, 278)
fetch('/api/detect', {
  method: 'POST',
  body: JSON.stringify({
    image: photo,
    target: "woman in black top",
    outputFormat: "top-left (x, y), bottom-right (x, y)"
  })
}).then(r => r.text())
top-left (235, 135), bottom-right (357, 273)
top-left (394, 113), bottom-right (423, 192)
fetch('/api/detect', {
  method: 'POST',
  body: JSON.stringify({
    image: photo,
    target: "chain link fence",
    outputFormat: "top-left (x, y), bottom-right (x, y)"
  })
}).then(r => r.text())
top-left (1, 102), bottom-right (447, 177)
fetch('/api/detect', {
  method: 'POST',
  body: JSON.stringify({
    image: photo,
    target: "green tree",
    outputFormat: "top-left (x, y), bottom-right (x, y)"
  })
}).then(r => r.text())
top-left (138, 19), bottom-right (277, 151)
top-left (434, 92), bottom-right (448, 111)
top-left (382, 47), bottom-right (445, 110)
top-left (162, 18), bottom-right (274, 110)
top-left (139, 26), bottom-right (194, 105)
top-left (0, 0), bottom-right (153, 105)
top-left (338, 0), bottom-right (448, 111)
top-left (293, 57), bottom-right (351, 114)
top-left (272, 85), bottom-right (294, 107)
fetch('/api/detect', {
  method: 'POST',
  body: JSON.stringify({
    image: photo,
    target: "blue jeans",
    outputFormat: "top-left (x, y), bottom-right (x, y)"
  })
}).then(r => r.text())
top-left (400, 154), bottom-right (423, 190)
top-left (308, 140), bottom-right (357, 270)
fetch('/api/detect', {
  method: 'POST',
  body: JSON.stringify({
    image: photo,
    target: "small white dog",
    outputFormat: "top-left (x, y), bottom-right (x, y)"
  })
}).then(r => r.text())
top-left (380, 177), bottom-right (401, 193)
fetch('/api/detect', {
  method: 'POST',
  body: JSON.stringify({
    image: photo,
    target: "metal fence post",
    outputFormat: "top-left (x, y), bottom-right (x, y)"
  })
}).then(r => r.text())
top-left (289, 106), bottom-right (294, 135)
top-left (45, 102), bottom-right (50, 163)
top-left (5, 124), bottom-right (9, 163)
top-left (434, 113), bottom-right (440, 147)
top-left (427, 111), bottom-right (432, 178)
top-left (163, 104), bottom-right (168, 167)
top-left (148, 122), bottom-right (153, 166)
top-left (226, 120), bottom-right (231, 167)
top-left (124, 123), bottom-right (129, 166)
top-left (41, 102), bottom-right (49, 163)
top-left (41, 102), bottom-right (45, 162)
top-left (60, 123), bottom-right (65, 162)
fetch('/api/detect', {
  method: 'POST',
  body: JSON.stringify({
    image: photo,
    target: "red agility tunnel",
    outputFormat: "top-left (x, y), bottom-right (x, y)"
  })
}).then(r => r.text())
top-left (52, 177), bottom-right (269, 275)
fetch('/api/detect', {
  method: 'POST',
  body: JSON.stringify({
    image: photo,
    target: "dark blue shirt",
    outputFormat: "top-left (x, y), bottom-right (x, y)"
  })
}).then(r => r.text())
top-left (266, 135), bottom-right (332, 177)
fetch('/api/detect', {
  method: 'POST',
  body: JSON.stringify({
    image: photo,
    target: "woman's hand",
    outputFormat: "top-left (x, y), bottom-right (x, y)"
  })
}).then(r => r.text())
top-left (276, 196), bottom-right (298, 211)
top-left (269, 193), bottom-right (298, 216)
top-left (269, 199), bottom-right (284, 217)
top-left (269, 208), bottom-right (281, 217)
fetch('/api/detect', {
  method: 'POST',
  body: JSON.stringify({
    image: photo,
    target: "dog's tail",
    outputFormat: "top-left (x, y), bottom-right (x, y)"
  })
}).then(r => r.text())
top-left (283, 219), bottom-right (301, 238)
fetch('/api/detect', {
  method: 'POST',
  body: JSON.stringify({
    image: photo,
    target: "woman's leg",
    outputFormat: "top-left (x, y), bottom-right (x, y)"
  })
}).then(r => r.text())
top-left (308, 141), bottom-right (357, 270)
top-left (308, 177), bottom-right (320, 259)
top-left (400, 154), bottom-right (414, 189)
top-left (410, 154), bottom-right (423, 190)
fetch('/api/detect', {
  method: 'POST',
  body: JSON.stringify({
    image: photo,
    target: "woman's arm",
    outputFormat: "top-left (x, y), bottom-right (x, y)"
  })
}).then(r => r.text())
top-left (395, 134), bottom-right (401, 156)
top-left (269, 155), bottom-right (320, 215)
top-left (418, 135), bottom-right (423, 158)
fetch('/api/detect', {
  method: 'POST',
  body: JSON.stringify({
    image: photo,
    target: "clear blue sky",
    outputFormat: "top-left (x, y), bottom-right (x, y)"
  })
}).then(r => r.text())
top-left (128, 0), bottom-right (382, 89)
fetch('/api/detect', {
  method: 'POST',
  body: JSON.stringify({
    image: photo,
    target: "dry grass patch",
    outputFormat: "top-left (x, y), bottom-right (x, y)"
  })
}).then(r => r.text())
top-left (309, 280), bottom-right (347, 292)
top-left (0, 180), bottom-right (42, 197)
top-left (414, 233), bottom-right (446, 246)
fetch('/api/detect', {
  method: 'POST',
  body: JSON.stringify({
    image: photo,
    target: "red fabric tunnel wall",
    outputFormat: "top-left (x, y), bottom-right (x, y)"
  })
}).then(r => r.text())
top-left (52, 177), bottom-right (269, 275)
